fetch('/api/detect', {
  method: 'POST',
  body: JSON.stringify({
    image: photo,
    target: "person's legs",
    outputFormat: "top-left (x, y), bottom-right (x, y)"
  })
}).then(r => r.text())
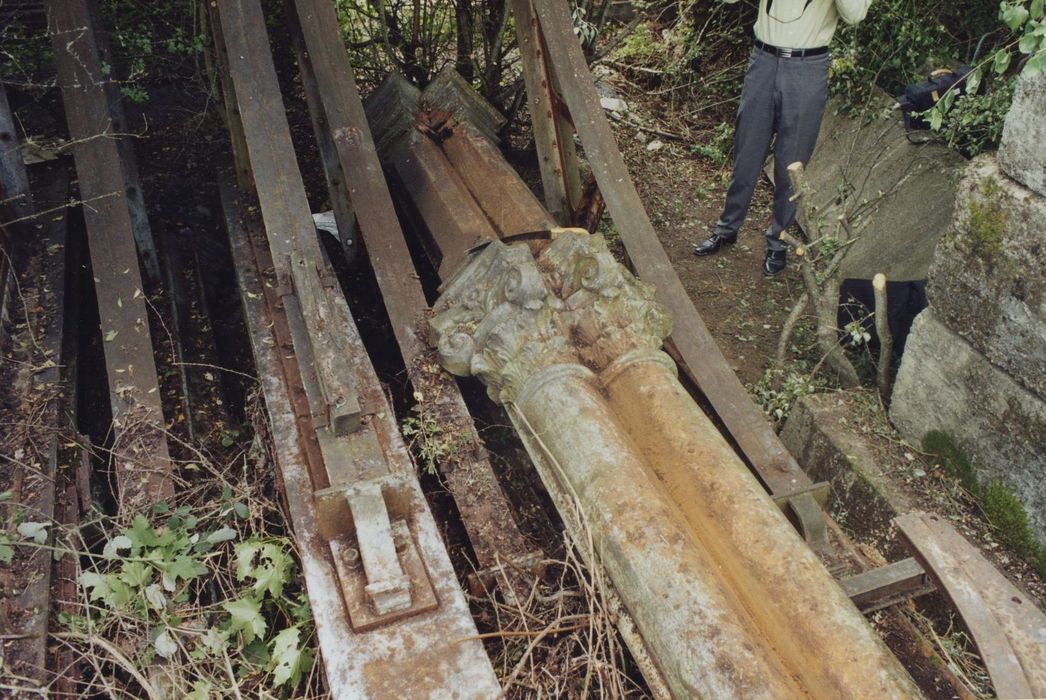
top-left (767, 53), bottom-right (830, 252)
top-left (712, 50), bottom-right (778, 240)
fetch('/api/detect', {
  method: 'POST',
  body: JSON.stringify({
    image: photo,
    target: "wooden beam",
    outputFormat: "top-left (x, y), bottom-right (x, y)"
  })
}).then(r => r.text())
top-left (509, 0), bottom-right (581, 223)
top-left (288, 0), bottom-right (541, 575)
top-left (0, 166), bottom-right (70, 686)
top-left (895, 512), bottom-right (1046, 699)
top-left (0, 83), bottom-right (33, 224)
top-left (284, 0), bottom-right (357, 258)
top-left (531, 0), bottom-right (812, 499)
top-left (47, 0), bottom-right (173, 509)
top-left (211, 2), bottom-right (499, 693)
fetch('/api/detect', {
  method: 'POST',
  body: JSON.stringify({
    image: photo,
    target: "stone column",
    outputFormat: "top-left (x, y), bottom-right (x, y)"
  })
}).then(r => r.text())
top-left (541, 232), bottom-right (921, 699)
top-left (431, 233), bottom-right (922, 698)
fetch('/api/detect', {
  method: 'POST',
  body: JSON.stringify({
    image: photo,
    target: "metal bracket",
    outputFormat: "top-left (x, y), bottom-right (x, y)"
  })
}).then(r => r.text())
top-left (316, 479), bottom-right (438, 631)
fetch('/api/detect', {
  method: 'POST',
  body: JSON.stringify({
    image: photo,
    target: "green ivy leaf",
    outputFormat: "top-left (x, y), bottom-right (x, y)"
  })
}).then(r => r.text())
top-left (1033, 0), bottom-right (1044, 20)
top-left (269, 626), bottom-right (313, 688)
top-left (223, 596), bottom-right (267, 644)
top-left (993, 49), bottom-right (1013, 74)
top-left (154, 629), bottom-right (178, 659)
top-left (929, 107), bottom-right (943, 131)
top-left (119, 561), bottom-right (151, 588)
top-left (80, 571), bottom-right (134, 608)
top-left (160, 555), bottom-right (207, 591)
top-left (1025, 49), bottom-right (1046, 75)
top-left (186, 680), bottom-right (212, 700)
top-left (966, 68), bottom-right (982, 96)
top-left (17, 521), bottom-right (49, 544)
top-left (235, 539), bottom-right (293, 599)
top-left (102, 534), bottom-right (133, 559)
top-left (206, 526), bottom-right (238, 545)
top-left (1001, 2), bottom-right (1031, 30)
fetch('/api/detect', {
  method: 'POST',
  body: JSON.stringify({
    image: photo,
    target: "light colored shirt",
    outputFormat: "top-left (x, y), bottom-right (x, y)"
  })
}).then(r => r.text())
top-left (723, 0), bottom-right (871, 49)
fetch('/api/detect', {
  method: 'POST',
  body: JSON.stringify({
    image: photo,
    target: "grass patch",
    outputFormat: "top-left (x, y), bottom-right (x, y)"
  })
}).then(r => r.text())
top-left (922, 430), bottom-right (1046, 578)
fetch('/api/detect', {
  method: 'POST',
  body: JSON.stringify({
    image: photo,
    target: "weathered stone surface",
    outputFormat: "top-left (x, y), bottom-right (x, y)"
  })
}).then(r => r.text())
top-left (927, 156), bottom-right (1046, 401)
top-left (890, 309), bottom-right (1046, 542)
top-left (781, 393), bottom-right (913, 560)
top-left (999, 72), bottom-right (1046, 197)
top-left (769, 94), bottom-right (965, 281)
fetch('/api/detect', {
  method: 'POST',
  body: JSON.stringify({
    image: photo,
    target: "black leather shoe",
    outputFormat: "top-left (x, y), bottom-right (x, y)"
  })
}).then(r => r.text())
top-left (763, 249), bottom-right (787, 277)
top-left (693, 231), bottom-right (737, 257)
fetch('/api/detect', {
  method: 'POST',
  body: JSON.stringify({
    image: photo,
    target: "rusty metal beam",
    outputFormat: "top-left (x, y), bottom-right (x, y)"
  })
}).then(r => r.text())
top-left (895, 512), bottom-right (1046, 699)
top-left (288, 0), bottom-right (540, 582)
top-left (211, 0), bottom-right (499, 694)
top-left (838, 557), bottom-right (935, 613)
top-left (46, 0), bottom-right (173, 509)
top-left (529, 0), bottom-right (814, 502)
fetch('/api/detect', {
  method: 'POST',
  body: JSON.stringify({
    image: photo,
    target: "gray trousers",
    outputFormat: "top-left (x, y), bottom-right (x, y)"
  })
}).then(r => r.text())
top-left (714, 47), bottom-right (830, 251)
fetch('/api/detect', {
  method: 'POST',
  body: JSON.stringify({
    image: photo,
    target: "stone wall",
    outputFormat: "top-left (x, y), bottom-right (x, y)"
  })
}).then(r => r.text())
top-left (890, 73), bottom-right (1046, 542)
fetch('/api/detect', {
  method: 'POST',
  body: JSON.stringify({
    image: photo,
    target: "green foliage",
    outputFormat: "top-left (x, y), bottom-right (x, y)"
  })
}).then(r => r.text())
top-left (74, 500), bottom-right (315, 694)
top-left (401, 403), bottom-right (470, 475)
top-left (830, 0), bottom-right (1035, 154)
top-left (689, 122), bottom-right (734, 167)
top-left (753, 367), bottom-right (828, 425)
top-left (922, 430), bottom-right (1046, 577)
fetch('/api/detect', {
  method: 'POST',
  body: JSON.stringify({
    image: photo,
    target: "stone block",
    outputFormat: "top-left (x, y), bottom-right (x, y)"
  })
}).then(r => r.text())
top-left (999, 72), bottom-right (1046, 197)
top-left (768, 94), bottom-right (965, 281)
top-left (781, 392), bottom-right (914, 560)
top-left (927, 156), bottom-right (1046, 401)
top-left (890, 309), bottom-right (1046, 542)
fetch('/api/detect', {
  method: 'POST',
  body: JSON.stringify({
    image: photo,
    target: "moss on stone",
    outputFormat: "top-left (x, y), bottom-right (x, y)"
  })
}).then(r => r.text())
top-left (922, 430), bottom-right (1046, 578)
top-left (964, 178), bottom-right (1007, 262)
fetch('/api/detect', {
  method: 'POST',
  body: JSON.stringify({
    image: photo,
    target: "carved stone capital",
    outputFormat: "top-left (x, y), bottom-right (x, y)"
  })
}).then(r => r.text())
top-left (540, 232), bottom-right (671, 371)
top-left (429, 242), bottom-right (570, 403)
top-left (430, 232), bottom-right (673, 400)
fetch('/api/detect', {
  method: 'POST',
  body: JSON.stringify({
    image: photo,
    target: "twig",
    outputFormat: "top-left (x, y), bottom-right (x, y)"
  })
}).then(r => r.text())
top-left (52, 631), bottom-right (160, 700)
top-left (873, 273), bottom-right (894, 398)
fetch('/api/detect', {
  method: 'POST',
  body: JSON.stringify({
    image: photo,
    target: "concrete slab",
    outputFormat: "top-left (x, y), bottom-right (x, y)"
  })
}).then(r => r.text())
top-left (770, 96), bottom-right (965, 282)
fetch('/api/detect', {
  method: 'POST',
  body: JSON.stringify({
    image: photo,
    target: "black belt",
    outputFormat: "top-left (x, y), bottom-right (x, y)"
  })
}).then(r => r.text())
top-left (755, 39), bottom-right (828, 58)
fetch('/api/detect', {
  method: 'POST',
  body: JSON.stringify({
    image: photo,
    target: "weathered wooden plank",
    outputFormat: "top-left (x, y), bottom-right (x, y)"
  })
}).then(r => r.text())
top-left (0, 82), bottom-right (30, 356)
top-left (213, 2), bottom-right (499, 693)
top-left (0, 166), bottom-right (69, 687)
top-left (213, 0), bottom-right (319, 273)
top-left (84, 0), bottom-right (161, 286)
top-left (838, 557), bottom-right (935, 613)
top-left (221, 176), bottom-right (500, 697)
top-left (288, 253), bottom-right (362, 434)
top-left (531, 0), bottom-right (811, 498)
top-left (284, 0), bottom-right (357, 257)
top-left (509, 0), bottom-right (581, 223)
top-left (895, 512), bottom-right (1046, 699)
top-left (0, 83), bottom-right (33, 224)
top-left (47, 0), bottom-right (173, 509)
top-left (441, 123), bottom-right (557, 236)
top-left (288, 0), bottom-right (540, 573)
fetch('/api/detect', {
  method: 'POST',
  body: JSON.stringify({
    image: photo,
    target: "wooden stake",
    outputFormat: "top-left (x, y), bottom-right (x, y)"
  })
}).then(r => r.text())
top-left (873, 273), bottom-right (894, 398)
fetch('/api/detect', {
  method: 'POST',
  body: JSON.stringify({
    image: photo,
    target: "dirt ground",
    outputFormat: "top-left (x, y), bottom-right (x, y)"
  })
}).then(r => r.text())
top-left (601, 87), bottom-right (805, 390)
